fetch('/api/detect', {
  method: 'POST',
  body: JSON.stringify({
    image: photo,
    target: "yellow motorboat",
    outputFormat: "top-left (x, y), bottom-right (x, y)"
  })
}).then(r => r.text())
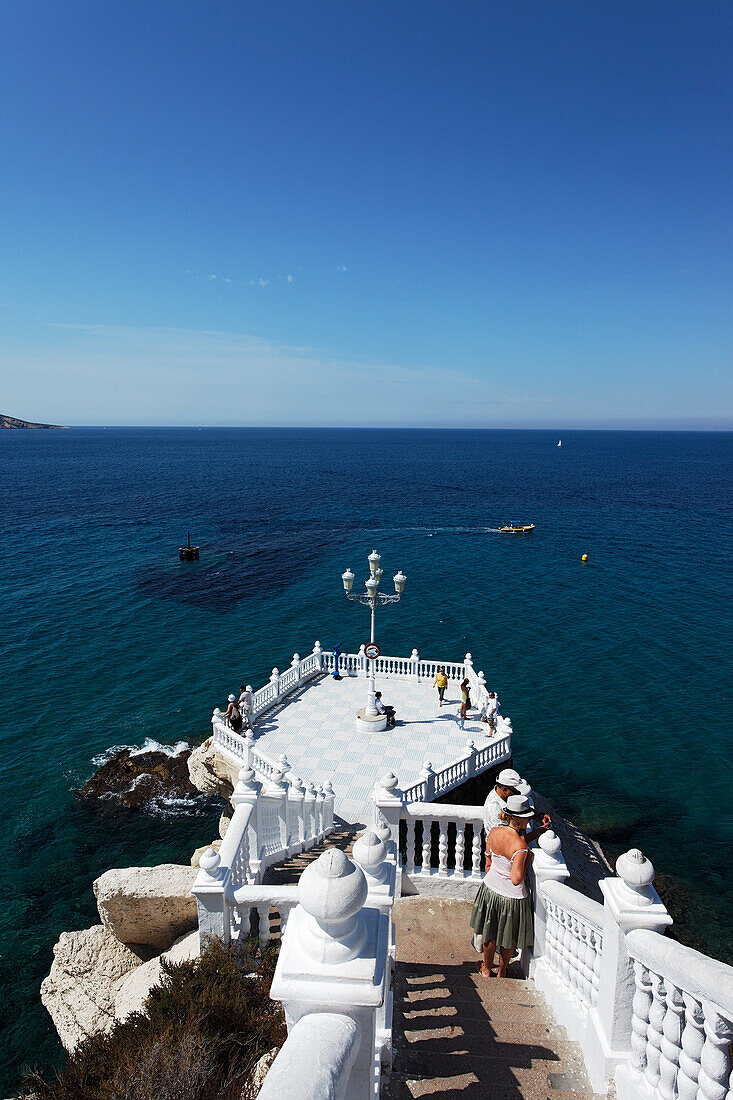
top-left (499, 522), bottom-right (535, 534)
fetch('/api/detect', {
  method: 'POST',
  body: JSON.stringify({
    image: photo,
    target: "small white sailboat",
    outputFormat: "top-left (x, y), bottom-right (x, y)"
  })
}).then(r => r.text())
top-left (557, 439), bottom-right (562, 447)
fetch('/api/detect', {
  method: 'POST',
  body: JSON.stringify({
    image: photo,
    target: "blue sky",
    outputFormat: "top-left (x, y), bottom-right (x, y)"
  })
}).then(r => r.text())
top-left (1, 1), bottom-right (731, 427)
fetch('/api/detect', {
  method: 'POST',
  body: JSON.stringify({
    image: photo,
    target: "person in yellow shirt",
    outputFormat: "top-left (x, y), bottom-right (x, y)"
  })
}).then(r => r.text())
top-left (434, 667), bottom-right (448, 707)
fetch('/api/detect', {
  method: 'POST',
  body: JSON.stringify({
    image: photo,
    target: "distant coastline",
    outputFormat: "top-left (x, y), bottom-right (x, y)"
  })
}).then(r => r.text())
top-left (1, 413), bottom-right (69, 429)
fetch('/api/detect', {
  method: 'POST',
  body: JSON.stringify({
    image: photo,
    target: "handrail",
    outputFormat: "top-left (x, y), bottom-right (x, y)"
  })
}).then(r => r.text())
top-left (541, 878), bottom-right (604, 935)
top-left (258, 1013), bottom-right (361, 1100)
top-left (626, 927), bottom-right (733, 1014)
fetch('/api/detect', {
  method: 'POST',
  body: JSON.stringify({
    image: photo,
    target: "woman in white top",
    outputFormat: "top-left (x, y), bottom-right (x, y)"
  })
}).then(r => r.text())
top-left (470, 794), bottom-right (535, 977)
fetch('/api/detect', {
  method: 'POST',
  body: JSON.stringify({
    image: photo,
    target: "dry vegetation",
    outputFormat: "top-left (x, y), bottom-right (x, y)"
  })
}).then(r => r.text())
top-left (22, 938), bottom-right (286, 1100)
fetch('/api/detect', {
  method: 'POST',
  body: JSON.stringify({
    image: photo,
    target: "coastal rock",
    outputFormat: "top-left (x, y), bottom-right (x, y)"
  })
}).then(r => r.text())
top-left (77, 745), bottom-right (199, 811)
top-left (94, 864), bottom-right (198, 952)
top-left (247, 1046), bottom-right (280, 1095)
top-left (187, 737), bottom-right (237, 798)
top-left (114, 929), bottom-right (200, 1022)
top-left (191, 839), bottom-right (222, 868)
top-left (40, 925), bottom-right (142, 1051)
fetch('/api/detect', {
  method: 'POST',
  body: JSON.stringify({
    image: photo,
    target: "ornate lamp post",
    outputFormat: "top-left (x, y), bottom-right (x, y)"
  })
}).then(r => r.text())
top-left (341, 550), bottom-right (407, 731)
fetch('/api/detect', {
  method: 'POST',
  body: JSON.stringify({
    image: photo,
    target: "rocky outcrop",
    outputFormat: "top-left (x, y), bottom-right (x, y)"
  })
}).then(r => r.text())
top-left (94, 864), bottom-right (198, 952)
top-left (187, 737), bottom-right (237, 798)
top-left (77, 746), bottom-right (199, 810)
top-left (0, 413), bottom-right (67, 428)
top-left (40, 925), bottom-right (143, 1050)
top-left (114, 929), bottom-right (200, 1022)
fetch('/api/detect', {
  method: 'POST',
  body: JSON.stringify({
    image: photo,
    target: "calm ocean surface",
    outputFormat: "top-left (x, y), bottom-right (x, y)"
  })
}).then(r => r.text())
top-left (1, 427), bottom-right (731, 1091)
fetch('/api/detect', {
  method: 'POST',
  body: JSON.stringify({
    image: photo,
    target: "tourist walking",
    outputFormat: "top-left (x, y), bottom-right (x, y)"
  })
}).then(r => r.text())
top-left (481, 691), bottom-right (500, 732)
top-left (434, 667), bottom-right (448, 707)
top-left (224, 693), bottom-right (243, 732)
top-left (238, 684), bottom-right (253, 727)
top-left (459, 677), bottom-right (471, 728)
top-left (470, 794), bottom-right (535, 977)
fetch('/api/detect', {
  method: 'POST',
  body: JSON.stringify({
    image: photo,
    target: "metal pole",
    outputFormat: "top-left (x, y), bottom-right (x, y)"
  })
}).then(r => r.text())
top-left (366, 597), bottom-right (378, 716)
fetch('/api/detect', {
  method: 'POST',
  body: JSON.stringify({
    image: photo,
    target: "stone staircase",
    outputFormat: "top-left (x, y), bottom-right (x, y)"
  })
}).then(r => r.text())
top-left (382, 897), bottom-right (609, 1100)
top-left (261, 821), bottom-right (361, 887)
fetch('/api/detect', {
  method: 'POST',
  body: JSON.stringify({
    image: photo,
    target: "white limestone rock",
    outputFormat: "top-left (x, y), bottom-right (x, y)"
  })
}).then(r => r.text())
top-left (114, 929), bottom-right (200, 1021)
top-left (187, 737), bottom-right (236, 797)
top-left (248, 1046), bottom-right (279, 1095)
top-left (40, 925), bottom-right (142, 1051)
top-left (191, 838), bottom-right (222, 868)
top-left (94, 864), bottom-right (198, 952)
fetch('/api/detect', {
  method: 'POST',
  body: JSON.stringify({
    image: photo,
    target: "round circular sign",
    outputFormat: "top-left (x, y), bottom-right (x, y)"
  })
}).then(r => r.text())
top-left (364, 642), bottom-right (381, 660)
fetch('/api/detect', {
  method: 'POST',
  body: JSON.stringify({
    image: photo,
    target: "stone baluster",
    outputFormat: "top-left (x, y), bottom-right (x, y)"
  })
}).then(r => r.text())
top-left (697, 1005), bottom-right (733, 1100)
top-left (404, 817), bottom-right (416, 875)
top-left (419, 760), bottom-right (436, 802)
top-left (597, 848), bottom-right (672, 1081)
top-left (352, 829), bottom-right (391, 893)
top-left (677, 992), bottom-right (705, 1100)
top-left (630, 960), bottom-right (653, 1074)
top-left (267, 766), bottom-right (290, 856)
top-left (658, 980), bottom-right (684, 1100)
top-left (410, 648), bottom-right (419, 680)
top-left (270, 667), bottom-right (280, 702)
top-left (644, 973), bottom-right (666, 1089)
top-left (267, 849), bottom-right (388, 1100)
top-left (530, 830), bottom-right (569, 971)
top-left (471, 818), bottom-right (483, 879)
top-left (288, 774), bottom-right (305, 855)
top-left (256, 904), bottom-right (271, 949)
top-left (312, 639), bottom-right (323, 671)
top-left (437, 821), bottom-right (448, 876)
top-left (455, 820), bottom-right (465, 875)
top-left (421, 818), bottom-right (432, 873)
top-left (304, 782), bottom-right (317, 849)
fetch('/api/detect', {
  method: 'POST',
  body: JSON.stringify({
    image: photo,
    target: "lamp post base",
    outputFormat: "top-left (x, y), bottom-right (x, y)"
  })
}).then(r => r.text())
top-left (355, 708), bottom-right (388, 734)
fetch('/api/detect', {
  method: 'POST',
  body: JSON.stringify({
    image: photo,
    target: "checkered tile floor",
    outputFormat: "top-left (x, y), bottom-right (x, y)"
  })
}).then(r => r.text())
top-left (251, 673), bottom-right (496, 825)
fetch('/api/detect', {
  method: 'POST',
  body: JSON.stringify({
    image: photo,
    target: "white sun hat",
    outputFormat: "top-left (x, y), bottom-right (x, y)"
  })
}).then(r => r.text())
top-left (504, 794), bottom-right (535, 819)
top-left (497, 768), bottom-right (521, 788)
top-left (515, 777), bottom-right (532, 797)
top-left (228, 694), bottom-right (236, 702)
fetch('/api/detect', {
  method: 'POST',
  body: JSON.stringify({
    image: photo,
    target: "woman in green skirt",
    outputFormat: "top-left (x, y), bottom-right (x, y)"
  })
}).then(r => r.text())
top-left (470, 793), bottom-right (534, 977)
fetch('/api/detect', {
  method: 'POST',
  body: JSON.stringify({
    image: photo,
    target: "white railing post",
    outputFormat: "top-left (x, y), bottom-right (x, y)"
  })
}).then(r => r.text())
top-left (358, 643), bottom-right (366, 677)
top-left (232, 765), bottom-right (262, 881)
top-left (476, 670), bottom-right (487, 710)
top-left (322, 781), bottom-right (336, 833)
top-left (411, 648), bottom-right (419, 680)
top-left (291, 652), bottom-right (301, 683)
top-left (464, 652), bottom-right (473, 677)
top-left (462, 739), bottom-right (477, 780)
top-left (529, 830), bottom-right (569, 975)
top-left (371, 774), bottom-right (404, 877)
top-left (192, 847), bottom-right (231, 944)
top-left (270, 667), bottom-right (281, 702)
top-left (312, 640), bottom-right (323, 671)
top-left (595, 849), bottom-right (672, 1083)
top-left (419, 760), bottom-right (436, 802)
top-left (287, 774), bottom-right (305, 855)
top-left (268, 766), bottom-right (290, 856)
top-left (267, 849), bottom-right (390, 1100)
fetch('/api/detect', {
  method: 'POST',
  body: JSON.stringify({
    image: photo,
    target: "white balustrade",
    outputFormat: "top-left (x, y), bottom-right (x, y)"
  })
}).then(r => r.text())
top-left (401, 730), bottom-right (512, 803)
top-left (400, 801), bottom-right (485, 899)
top-left (537, 879), bottom-right (604, 1015)
top-left (616, 930), bottom-right (733, 1100)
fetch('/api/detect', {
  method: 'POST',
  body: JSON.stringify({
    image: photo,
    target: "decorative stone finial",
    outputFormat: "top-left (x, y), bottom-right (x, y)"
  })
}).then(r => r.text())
top-left (313, 640), bottom-right (322, 653)
top-left (290, 774), bottom-right (304, 793)
top-left (411, 648), bottom-right (419, 657)
top-left (323, 780), bottom-right (335, 799)
top-left (616, 849), bottom-right (656, 900)
top-left (199, 847), bottom-right (221, 878)
top-left (465, 739), bottom-right (476, 752)
top-left (291, 653), bottom-right (300, 666)
top-left (279, 753), bottom-right (291, 771)
top-left (352, 829), bottom-right (389, 886)
top-left (237, 765), bottom-right (256, 786)
top-left (298, 849), bottom-right (369, 963)
top-left (378, 773), bottom-right (399, 793)
top-left (538, 829), bottom-right (562, 858)
top-left (212, 707), bottom-right (222, 717)
top-left (421, 760), bottom-right (434, 774)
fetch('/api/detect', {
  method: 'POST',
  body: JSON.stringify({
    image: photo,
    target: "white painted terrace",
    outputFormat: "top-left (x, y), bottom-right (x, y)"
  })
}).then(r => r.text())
top-left (210, 643), bottom-right (513, 824)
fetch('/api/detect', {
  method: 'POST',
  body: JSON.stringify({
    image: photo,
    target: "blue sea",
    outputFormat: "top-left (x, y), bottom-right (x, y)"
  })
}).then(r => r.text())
top-left (1, 427), bottom-right (731, 1092)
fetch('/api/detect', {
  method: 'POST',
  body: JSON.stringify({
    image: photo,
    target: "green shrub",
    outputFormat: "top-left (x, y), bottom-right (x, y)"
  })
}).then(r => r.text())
top-left (22, 938), bottom-right (286, 1100)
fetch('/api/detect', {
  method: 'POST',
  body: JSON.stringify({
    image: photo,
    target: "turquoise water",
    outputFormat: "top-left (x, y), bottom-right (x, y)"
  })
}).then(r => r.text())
top-left (1, 427), bottom-right (731, 1092)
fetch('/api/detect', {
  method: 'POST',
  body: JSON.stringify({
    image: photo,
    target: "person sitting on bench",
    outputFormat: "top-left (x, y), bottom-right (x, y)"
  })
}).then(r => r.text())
top-left (374, 691), bottom-right (396, 727)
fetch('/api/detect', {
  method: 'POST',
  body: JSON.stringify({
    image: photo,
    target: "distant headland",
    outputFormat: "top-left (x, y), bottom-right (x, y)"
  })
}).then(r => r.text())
top-left (1, 413), bottom-right (69, 429)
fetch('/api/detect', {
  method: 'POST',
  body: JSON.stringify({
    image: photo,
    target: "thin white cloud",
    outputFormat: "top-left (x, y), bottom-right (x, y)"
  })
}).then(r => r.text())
top-left (286, 274), bottom-right (294, 283)
top-left (336, 265), bottom-right (348, 272)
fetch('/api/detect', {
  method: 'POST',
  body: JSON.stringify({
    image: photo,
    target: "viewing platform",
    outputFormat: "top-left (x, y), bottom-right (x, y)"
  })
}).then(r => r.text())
top-left (209, 643), bottom-right (513, 824)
